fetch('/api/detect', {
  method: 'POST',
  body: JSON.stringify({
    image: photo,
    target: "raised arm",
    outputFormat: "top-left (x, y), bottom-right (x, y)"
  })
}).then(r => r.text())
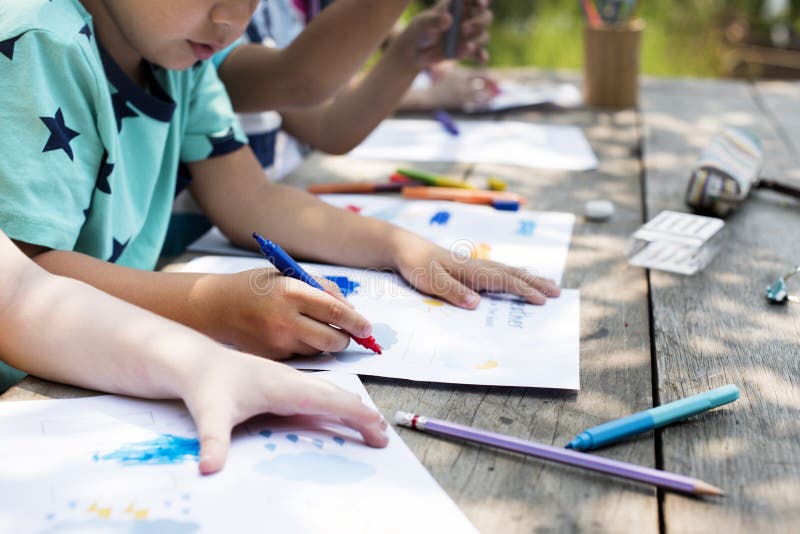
top-left (218, 0), bottom-right (412, 111)
top-left (279, 0), bottom-right (493, 154)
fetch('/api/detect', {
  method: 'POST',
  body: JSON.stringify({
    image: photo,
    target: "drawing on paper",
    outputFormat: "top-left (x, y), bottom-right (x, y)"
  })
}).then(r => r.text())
top-left (94, 434), bottom-right (199, 466)
top-left (255, 428), bottom-right (375, 484)
top-left (324, 275), bottom-right (361, 297)
top-left (515, 220), bottom-right (536, 236)
top-left (429, 211), bottom-right (451, 226)
top-left (41, 497), bottom-right (198, 533)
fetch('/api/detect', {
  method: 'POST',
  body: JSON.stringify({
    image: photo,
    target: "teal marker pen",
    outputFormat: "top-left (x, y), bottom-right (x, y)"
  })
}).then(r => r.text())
top-left (566, 384), bottom-right (739, 451)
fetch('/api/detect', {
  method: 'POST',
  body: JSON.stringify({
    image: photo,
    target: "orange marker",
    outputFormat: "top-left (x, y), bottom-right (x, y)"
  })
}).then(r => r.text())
top-left (402, 186), bottom-right (525, 211)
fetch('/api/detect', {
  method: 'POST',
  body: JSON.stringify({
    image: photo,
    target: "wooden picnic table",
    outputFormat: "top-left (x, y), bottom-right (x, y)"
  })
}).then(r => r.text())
top-left (3, 71), bottom-right (798, 533)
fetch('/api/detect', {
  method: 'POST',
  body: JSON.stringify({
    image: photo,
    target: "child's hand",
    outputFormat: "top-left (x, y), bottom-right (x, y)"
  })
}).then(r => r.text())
top-left (394, 0), bottom-right (493, 70)
top-left (201, 269), bottom-right (371, 359)
top-left (181, 351), bottom-right (389, 475)
top-left (389, 230), bottom-right (561, 309)
top-left (427, 61), bottom-right (500, 111)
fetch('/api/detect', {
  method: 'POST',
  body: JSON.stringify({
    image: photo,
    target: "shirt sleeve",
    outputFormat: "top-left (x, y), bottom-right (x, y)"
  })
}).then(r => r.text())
top-left (179, 60), bottom-right (247, 163)
top-left (0, 29), bottom-right (106, 251)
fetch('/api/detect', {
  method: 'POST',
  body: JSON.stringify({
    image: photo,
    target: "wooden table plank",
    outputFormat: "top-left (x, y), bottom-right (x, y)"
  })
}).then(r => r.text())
top-left (641, 77), bottom-right (800, 533)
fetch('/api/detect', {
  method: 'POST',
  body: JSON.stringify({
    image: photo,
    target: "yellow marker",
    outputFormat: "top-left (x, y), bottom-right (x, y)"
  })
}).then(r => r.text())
top-left (396, 168), bottom-right (476, 190)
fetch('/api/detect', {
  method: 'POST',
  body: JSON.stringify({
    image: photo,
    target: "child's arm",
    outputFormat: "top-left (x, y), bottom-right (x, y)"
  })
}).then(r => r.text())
top-left (187, 146), bottom-right (561, 309)
top-left (218, 0), bottom-right (413, 111)
top-left (0, 231), bottom-right (387, 474)
top-left (278, 0), bottom-right (493, 154)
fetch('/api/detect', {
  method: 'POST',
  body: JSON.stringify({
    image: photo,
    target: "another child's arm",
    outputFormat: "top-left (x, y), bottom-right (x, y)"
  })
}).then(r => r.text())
top-left (218, 0), bottom-right (413, 111)
top-left (0, 231), bottom-right (387, 474)
top-left (278, 0), bottom-right (493, 153)
top-left (397, 60), bottom-right (500, 112)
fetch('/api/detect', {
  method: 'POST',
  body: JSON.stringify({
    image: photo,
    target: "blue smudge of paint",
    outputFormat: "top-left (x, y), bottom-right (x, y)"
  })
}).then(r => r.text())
top-left (265, 443), bottom-right (277, 451)
top-left (332, 437), bottom-right (346, 446)
top-left (515, 220), bottom-right (536, 236)
top-left (324, 275), bottom-right (360, 297)
top-left (312, 438), bottom-right (324, 449)
top-left (429, 211), bottom-right (451, 226)
top-left (67, 502), bottom-right (76, 509)
top-left (45, 513), bottom-right (55, 521)
top-left (95, 435), bottom-right (199, 466)
top-left (259, 430), bottom-right (273, 439)
top-left (254, 452), bottom-right (375, 484)
top-left (286, 434), bottom-right (298, 443)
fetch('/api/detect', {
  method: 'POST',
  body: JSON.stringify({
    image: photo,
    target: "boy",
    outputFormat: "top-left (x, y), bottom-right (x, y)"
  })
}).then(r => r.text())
top-left (0, 0), bottom-right (559, 362)
top-left (0, 230), bottom-right (388, 474)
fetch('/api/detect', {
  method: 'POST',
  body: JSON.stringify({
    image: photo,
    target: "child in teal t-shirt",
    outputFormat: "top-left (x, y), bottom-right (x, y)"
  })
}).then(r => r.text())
top-left (0, 0), bottom-right (560, 363)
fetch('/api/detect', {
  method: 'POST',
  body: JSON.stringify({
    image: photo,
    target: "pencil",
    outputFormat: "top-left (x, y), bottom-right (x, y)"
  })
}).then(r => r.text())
top-left (395, 411), bottom-right (724, 496)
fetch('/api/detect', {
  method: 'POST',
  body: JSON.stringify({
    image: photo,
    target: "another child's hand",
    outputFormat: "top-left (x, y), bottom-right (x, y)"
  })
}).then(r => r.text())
top-left (201, 270), bottom-right (371, 359)
top-left (390, 230), bottom-right (561, 309)
top-left (427, 61), bottom-right (499, 111)
top-left (395, 0), bottom-right (493, 69)
top-left (181, 351), bottom-right (389, 474)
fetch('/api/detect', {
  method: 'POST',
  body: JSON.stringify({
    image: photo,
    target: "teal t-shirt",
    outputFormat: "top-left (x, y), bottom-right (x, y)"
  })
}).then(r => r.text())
top-left (0, 0), bottom-right (247, 270)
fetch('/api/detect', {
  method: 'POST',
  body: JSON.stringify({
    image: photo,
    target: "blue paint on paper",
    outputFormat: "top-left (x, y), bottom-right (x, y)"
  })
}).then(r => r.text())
top-left (94, 435), bottom-right (199, 466)
top-left (332, 436), bottom-right (346, 446)
top-left (515, 220), bottom-right (536, 236)
top-left (429, 211), bottom-right (451, 226)
top-left (38, 519), bottom-right (200, 533)
top-left (324, 275), bottom-right (360, 297)
top-left (259, 430), bottom-right (273, 439)
top-left (286, 434), bottom-right (298, 444)
top-left (254, 452), bottom-right (375, 484)
top-left (312, 438), bottom-right (324, 449)
top-left (265, 443), bottom-right (277, 451)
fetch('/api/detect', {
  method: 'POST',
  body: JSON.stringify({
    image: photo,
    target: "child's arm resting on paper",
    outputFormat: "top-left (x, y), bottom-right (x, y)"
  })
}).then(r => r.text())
top-left (188, 146), bottom-right (561, 309)
top-left (0, 231), bottom-right (388, 475)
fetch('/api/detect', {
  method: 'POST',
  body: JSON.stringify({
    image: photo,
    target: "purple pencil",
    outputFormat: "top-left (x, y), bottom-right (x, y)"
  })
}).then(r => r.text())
top-left (395, 411), bottom-right (723, 497)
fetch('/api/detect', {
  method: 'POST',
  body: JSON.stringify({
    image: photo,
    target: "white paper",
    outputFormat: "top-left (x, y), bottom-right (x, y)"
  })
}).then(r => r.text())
top-left (476, 81), bottom-right (582, 112)
top-left (346, 119), bottom-right (598, 171)
top-left (182, 256), bottom-right (580, 390)
top-left (0, 373), bottom-right (476, 534)
top-left (189, 195), bottom-right (575, 285)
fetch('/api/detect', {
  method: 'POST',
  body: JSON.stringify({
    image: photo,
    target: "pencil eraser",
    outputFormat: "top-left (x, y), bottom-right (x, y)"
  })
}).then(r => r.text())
top-left (584, 199), bottom-right (615, 221)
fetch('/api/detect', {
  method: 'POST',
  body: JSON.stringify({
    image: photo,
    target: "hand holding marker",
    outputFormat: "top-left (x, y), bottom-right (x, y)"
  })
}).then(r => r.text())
top-left (252, 233), bottom-right (382, 355)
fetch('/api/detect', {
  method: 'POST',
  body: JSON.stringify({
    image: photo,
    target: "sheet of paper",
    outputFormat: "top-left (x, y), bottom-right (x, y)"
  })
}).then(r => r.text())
top-left (189, 195), bottom-right (575, 285)
top-left (346, 119), bottom-right (598, 171)
top-left (0, 372), bottom-right (476, 533)
top-left (183, 256), bottom-right (580, 389)
top-left (475, 81), bottom-right (582, 112)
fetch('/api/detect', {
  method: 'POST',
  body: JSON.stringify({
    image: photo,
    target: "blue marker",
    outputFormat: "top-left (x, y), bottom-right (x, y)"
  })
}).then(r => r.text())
top-left (566, 384), bottom-right (739, 451)
top-left (251, 232), bottom-right (383, 354)
top-left (433, 108), bottom-right (460, 136)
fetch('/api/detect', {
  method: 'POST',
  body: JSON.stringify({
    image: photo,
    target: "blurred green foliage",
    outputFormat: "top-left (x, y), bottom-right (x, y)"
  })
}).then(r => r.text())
top-left (410, 1), bottom-right (800, 78)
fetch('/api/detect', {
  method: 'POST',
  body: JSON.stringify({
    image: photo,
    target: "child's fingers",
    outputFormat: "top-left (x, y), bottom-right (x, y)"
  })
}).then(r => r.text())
top-left (297, 384), bottom-right (389, 448)
top-left (192, 404), bottom-right (234, 475)
top-left (299, 291), bottom-right (373, 339)
top-left (315, 277), bottom-right (355, 308)
top-left (469, 264), bottom-right (560, 305)
top-left (423, 261), bottom-right (482, 309)
top-left (294, 315), bottom-right (352, 354)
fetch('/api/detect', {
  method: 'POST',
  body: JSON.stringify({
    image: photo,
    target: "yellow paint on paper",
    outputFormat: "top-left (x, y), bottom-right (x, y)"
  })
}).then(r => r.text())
top-left (470, 243), bottom-right (492, 260)
top-left (422, 298), bottom-right (445, 307)
top-left (473, 360), bottom-right (498, 370)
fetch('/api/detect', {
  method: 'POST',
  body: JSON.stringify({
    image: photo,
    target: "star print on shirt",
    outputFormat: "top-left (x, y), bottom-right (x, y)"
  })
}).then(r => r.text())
top-left (40, 108), bottom-right (80, 160)
top-left (0, 35), bottom-right (22, 61)
top-left (79, 24), bottom-right (92, 41)
top-left (208, 127), bottom-right (244, 157)
top-left (95, 150), bottom-right (114, 194)
top-left (108, 237), bottom-right (130, 263)
top-left (112, 92), bottom-right (138, 132)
